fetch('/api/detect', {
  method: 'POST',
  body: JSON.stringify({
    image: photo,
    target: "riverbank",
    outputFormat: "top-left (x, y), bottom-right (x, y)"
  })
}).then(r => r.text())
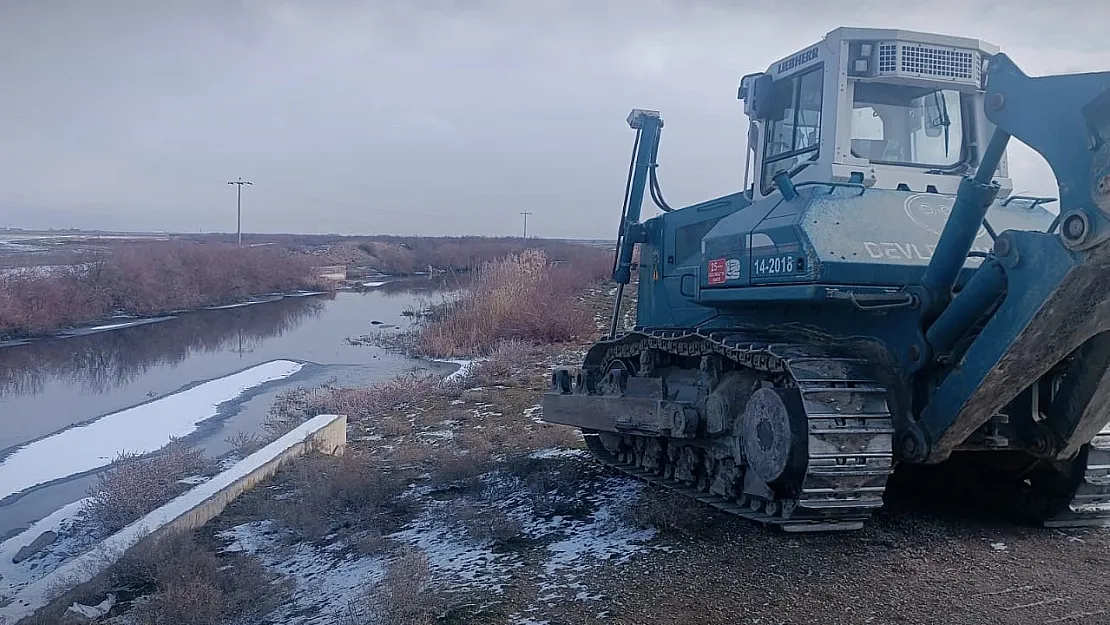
top-left (0, 283), bottom-right (455, 542)
top-left (0, 242), bottom-right (330, 341)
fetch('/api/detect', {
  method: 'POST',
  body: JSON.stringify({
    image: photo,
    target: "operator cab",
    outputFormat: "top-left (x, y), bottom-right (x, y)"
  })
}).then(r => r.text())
top-left (738, 27), bottom-right (1013, 199)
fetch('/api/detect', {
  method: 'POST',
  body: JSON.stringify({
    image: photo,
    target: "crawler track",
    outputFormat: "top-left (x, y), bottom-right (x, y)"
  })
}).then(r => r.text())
top-left (579, 328), bottom-right (896, 532)
top-left (1044, 424), bottom-right (1110, 527)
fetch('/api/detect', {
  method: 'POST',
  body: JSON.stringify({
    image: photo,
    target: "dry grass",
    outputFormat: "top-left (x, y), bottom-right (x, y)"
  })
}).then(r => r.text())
top-left (417, 249), bottom-right (609, 358)
top-left (110, 531), bottom-right (286, 625)
top-left (442, 500), bottom-right (526, 551)
top-left (224, 430), bottom-right (266, 457)
top-left (0, 241), bottom-right (328, 339)
top-left (355, 236), bottom-right (609, 276)
top-left (264, 372), bottom-right (444, 438)
top-left (257, 450), bottom-right (418, 542)
top-left (622, 486), bottom-right (720, 536)
top-left (81, 439), bottom-right (217, 535)
top-left (341, 548), bottom-right (452, 625)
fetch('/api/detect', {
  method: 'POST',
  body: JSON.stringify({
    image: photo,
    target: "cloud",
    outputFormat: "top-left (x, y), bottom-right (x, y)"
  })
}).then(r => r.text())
top-left (0, 0), bottom-right (1107, 237)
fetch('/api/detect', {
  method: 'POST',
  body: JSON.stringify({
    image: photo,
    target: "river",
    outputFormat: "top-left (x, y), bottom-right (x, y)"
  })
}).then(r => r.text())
top-left (0, 279), bottom-right (457, 538)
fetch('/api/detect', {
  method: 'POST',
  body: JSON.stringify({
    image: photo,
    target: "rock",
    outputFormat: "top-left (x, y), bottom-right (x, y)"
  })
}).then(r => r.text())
top-left (12, 530), bottom-right (57, 564)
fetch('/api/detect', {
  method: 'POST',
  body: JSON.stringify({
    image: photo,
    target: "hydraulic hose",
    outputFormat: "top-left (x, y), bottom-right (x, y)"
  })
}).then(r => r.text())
top-left (648, 128), bottom-right (675, 212)
top-left (612, 128), bottom-right (643, 276)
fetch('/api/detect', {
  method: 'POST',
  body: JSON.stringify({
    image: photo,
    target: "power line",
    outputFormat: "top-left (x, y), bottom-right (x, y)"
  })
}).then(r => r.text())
top-left (520, 210), bottom-right (532, 239)
top-left (227, 177), bottom-right (253, 246)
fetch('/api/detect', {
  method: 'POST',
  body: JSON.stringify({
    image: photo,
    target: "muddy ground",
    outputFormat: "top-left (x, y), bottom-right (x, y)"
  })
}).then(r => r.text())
top-left (36, 282), bottom-right (1110, 625)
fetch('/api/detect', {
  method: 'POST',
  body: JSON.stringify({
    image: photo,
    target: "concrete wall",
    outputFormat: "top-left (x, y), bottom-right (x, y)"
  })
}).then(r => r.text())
top-left (0, 414), bottom-right (347, 625)
top-left (155, 413), bottom-right (346, 539)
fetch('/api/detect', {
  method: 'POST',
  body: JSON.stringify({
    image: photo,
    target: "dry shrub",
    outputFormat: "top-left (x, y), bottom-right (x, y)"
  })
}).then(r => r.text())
top-left (0, 241), bottom-right (326, 339)
top-left (111, 531), bottom-right (283, 625)
top-left (460, 339), bottom-right (540, 386)
top-left (266, 451), bottom-right (416, 541)
top-left (623, 486), bottom-right (717, 536)
top-left (417, 249), bottom-right (608, 358)
top-left (494, 455), bottom-right (593, 520)
top-left (357, 236), bottom-right (610, 277)
top-left (426, 449), bottom-right (490, 492)
top-left (523, 424), bottom-right (583, 452)
top-left (225, 430), bottom-right (266, 457)
top-left (265, 373), bottom-right (441, 437)
top-left (352, 548), bottom-right (447, 625)
top-left (82, 439), bottom-right (216, 535)
top-left (442, 501), bottom-right (525, 550)
top-left (454, 429), bottom-right (495, 458)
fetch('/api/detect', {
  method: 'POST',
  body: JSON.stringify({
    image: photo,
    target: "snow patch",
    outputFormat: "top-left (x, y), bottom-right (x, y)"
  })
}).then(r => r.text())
top-left (219, 520), bottom-right (385, 625)
top-left (529, 448), bottom-right (587, 460)
top-left (0, 360), bottom-right (304, 501)
top-left (361, 281), bottom-right (390, 288)
top-left (440, 359), bottom-right (477, 383)
top-left (388, 501), bottom-right (523, 592)
top-left (0, 414), bottom-right (343, 625)
top-left (0, 498), bottom-right (94, 601)
top-left (524, 405), bottom-right (544, 423)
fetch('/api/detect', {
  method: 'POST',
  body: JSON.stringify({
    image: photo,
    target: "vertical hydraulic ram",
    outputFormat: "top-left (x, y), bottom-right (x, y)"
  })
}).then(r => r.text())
top-left (609, 109), bottom-right (663, 338)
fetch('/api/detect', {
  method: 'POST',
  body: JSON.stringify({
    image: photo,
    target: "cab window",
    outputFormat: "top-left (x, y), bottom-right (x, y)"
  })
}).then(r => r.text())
top-left (761, 66), bottom-right (823, 194)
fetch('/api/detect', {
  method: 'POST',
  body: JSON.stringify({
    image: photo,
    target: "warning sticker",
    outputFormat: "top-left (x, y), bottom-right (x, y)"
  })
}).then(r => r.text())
top-left (708, 258), bottom-right (727, 285)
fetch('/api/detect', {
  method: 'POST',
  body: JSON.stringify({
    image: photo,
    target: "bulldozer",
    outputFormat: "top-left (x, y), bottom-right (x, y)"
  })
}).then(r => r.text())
top-left (540, 27), bottom-right (1110, 532)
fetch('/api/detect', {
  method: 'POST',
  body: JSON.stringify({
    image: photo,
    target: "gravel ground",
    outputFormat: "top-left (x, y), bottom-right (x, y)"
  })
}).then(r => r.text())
top-left (530, 497), bottom-right (1110, 625)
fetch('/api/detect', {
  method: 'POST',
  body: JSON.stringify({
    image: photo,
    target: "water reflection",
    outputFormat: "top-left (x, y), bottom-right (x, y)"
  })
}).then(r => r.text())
top-left (0, 294), bottom-right (330, 398)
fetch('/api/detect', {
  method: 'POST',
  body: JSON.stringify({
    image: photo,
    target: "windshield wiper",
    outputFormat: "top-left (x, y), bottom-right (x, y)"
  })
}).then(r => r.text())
top-left (933, 91), bottom-right (951, 157)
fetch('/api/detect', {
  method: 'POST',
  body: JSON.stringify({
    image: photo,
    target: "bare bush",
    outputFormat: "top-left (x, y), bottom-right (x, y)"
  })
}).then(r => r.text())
top-left (356, 236), bottom-right (610, 277)
top-left (425, 449), bottom-right (489, 493)
top-left (0, 241), bottom-right (328, 339)
top-left (351, 548), bottom-right (447, 625)
top-left (265, 373), bottom-right (442, 438)
top-left (225, 430), bottom-right (266, 457)
top-left (443, 500), bottom-right (525, 550)
top-left (263, 451), bottom-right (416, 541)
top-left (418, 249), bottom-right (608, 358)
top-left (623, 486), bottom-right (718, 536)
top-left (460, 339), bottom-right (540, 386)
top-left (523, 423), bottom-right (583, 452)
top-left (110, 530), bottom-right (284, 625)
top-left (492, 456), bottom-right (594, 520)
top-left (82, 439), bottom-right (217, 535)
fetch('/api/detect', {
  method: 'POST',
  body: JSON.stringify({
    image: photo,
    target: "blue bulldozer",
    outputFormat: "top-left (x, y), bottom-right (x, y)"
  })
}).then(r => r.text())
top-left (540, 27), bottom-right (1110, 532)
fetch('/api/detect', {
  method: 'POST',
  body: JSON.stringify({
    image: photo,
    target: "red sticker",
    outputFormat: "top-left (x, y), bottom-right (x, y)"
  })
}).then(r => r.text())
top-left (708, 258), bottom-right (727, 285)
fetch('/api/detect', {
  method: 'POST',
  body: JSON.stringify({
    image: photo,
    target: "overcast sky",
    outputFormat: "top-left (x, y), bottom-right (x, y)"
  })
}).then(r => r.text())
top-left (1, 1), bottom-right (1108, 238)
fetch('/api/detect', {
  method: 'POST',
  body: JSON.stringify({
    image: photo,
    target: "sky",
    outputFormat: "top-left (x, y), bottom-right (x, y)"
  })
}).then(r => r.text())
top-left (1, 1), bottom-right (1109, 238)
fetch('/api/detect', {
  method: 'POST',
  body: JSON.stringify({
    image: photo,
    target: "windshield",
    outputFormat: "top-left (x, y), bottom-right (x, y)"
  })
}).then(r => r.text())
top-left (849, 82), bottom-right (964, 169)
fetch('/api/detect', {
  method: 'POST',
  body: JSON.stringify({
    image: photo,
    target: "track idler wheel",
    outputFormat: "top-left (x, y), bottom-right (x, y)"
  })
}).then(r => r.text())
top-left (740, 388), bottom-right (808, 490)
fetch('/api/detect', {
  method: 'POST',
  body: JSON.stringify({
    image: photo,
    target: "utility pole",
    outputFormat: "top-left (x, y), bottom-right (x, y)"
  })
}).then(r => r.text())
top-left (520, 210), bottom-right (532, 239)
top-left (227, 177), bottom-right (253, 246)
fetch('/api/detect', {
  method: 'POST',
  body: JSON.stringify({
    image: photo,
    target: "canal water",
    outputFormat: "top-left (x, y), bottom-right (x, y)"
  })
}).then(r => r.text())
top-left (0, 279), bottom-right (458, 538)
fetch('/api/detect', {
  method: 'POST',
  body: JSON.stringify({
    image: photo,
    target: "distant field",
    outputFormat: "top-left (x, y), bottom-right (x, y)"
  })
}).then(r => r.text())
top-left (0, 230), bottom-right (615, 269)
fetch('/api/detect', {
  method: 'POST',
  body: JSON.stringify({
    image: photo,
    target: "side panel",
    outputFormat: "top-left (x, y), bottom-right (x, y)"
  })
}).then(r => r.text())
top-left (637, 194), bottom-right (748, 328)
top-left (700, 195), bottom-right (785, 289)
top-left (699, 187), bottom-right (1057, 297)
top-left (804, 189), bottom-right (1055, 285)
top-left (634, 241), bottom-right (667, 327)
